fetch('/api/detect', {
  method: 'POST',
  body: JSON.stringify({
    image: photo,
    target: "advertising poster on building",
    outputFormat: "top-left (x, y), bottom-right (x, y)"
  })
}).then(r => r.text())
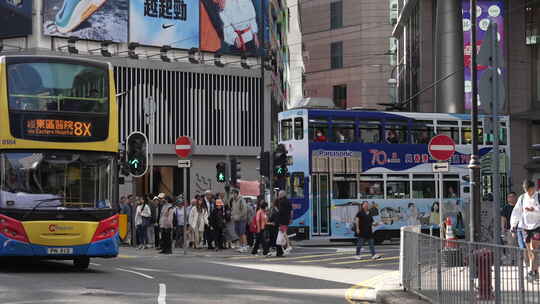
top-left (200, 0), bottom-right (268, 55)
top-left (462, 0), bottom-right (505, 110)
top-left (130, 0), bottom-right (200, 49)
top-left (42, 0), bottom-right (128, 43)
top-left (0, 0), bottom-right (32, 38)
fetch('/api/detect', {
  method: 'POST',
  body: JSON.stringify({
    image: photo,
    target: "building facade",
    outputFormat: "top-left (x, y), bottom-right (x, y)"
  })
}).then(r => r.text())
top-left (0, 0), bottom-right (291, 198)
top-left (392, 0), bottom-right (540, 192)
top-left (301, 0), bottom-right (395, 109)
top-left (286, 0), bottom-right (305, 109)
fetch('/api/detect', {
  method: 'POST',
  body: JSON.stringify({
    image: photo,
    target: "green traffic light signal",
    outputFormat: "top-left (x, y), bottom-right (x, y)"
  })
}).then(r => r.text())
top-left (218, 172), bottom-right (225, 182)
top-left (127, 132), bottom-right (148, 177)
top-left (216, 162), bottom-right (227, 183)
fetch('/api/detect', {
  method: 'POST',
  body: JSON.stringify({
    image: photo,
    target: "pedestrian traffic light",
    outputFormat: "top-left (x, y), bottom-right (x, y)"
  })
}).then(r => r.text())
top-left (216, 162), bottom-right (227, 183)
top-left (126, 132), bottom-right (148, 177)
top-left (230, 157), bottom-right (241, 186)
top-left (257, 151), bottom-right (270, 177)
top-left (274, 144), bottom-right (288, 177)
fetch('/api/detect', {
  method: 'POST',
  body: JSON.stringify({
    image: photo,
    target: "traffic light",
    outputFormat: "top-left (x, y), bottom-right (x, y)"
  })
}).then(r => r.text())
top-left (257, 151), bottom-right (270, 177)
top-left (126, 132), bottom-right (148, 177)
top-left (274, 144), bottom-right (288, 177)
top-left (230, 157), bottom-right (241, 186)
top-left (216, 162), bottom-right (227, 183)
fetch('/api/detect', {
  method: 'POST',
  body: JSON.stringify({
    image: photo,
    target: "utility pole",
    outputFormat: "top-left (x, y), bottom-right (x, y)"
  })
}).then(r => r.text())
top-left (144, 96), bottom-right (156, 194)
top-left (468, 0), bottom-right (481, 243)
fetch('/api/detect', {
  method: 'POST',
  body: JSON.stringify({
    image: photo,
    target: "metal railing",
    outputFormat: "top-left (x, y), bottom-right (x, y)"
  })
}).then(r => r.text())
top-left (401, 227), bottom-right (540, 303)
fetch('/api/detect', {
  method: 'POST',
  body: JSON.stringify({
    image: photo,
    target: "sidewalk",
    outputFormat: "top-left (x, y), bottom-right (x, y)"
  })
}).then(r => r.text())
top-left (374, 271), bottom-right (430, 304)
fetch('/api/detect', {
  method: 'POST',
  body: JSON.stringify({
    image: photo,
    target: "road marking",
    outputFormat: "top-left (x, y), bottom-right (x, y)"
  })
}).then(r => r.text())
top-left (264, 252), bottom-right (348, 262)
top-left (116, 267), bottom-right (155, 279)
top-left (90, 262), bottom-right (101, 266)
top-left (345, 271), bottom-right (396, 304)
top-left (157, 283), bottom-right (166, 304)
top-left (332, 256), bottom-right (399, 265)
top-left (364, 262), bottom-right (399, 267)
top-left (298, 254), bottom-right (366, 263)
top-left (118, 254), bottom-right (137, 258)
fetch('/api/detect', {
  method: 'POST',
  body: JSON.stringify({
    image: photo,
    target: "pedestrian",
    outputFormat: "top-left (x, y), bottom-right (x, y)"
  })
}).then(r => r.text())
top-left (153, 194), bottom-right (164, 250)
top-left (174, 199), bottom-right (186, 248)
top-left (159, 196), bottom-right (175, 254)
top-left (230, 188), bottom-right (249, 252)
top-left (276, 190), bottom-right (293, 256)
top-left (119, 196), bottom-right (132, 245)
top-left (210, 199), bottom-right (227, 250)
top-left (246, 197), bottom-right (257, 247)
top-left (135, 197), bottom-right (152, 249)
top-left (501, 192), bottom-right (517, 257)
top-left (251, 201), bottom-right (270, 256)
top-left (146, 194), bottom-right (156, 247)
top-left (189, 198), bottom-right (208, 249)
top-left (223, 198), bottom-right (238, 249)
top-left (203, 190), bottom-right (216, 249)
top-left (511, 180), bottom-right (540, 281)
top-left (355, 201), bottom-right (381, 260)
top-left (266, 198), bottom-right (280, 256)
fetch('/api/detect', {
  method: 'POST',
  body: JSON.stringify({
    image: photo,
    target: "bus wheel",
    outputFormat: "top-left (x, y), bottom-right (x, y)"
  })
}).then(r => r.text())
top-left (74, 257), bottom-right (90, 270)
top-left (374, 232), bottom-right (386, 245)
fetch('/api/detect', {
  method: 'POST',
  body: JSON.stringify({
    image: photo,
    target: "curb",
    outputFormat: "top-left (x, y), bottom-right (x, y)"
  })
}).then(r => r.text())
top-left (375, 288), bottom-right (431, 304)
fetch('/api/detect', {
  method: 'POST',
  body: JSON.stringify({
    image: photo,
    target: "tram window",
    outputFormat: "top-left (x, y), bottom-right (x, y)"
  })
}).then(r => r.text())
top-left (333, 174), bottom-right (357, 199)
top-left (332, 120), bottom-right (355, 143)
top-left (385, 125), bottom-right (408, 144)
top-left (436, 121), bottom-right (459, 143)
top-left (309, 119), bottom-right (329, 142)
top-left (359, 181), bottom-right (384, 199)
top-left (281, 119), bottom-right (293, 141)
top-left (294, 118), bottom-right (304, 140)
top-left (386, 180), bottom-right (410, 199)
top-left (412, 181), bottom-right (436, 198)
top-left (412, 121), bottom-right (434, 144)
top-left (485, 123), bottom-right (508, 145)
top-left (462, 122), bottom-right (484, 145)
top-left (290, 173), bottom-right (305, 198)
top-left (443, 181), bottom-right (460, 198)
top-left (359, 121), bottom-right (381, 144)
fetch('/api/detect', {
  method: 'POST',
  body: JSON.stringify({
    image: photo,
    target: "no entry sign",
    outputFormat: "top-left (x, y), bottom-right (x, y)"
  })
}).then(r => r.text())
top-left (175, 136), bottom-right (192, 158)
top-left (428, 135), bottom-right (456, 161)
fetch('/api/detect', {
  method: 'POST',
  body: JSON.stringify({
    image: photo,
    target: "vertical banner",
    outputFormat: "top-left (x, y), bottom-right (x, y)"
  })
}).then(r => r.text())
top-left (200, 0), bottom-right (268, 55)
top-left (0, 0), bottom-right (32, 38)
top-left (42, 0), bottom-right (128, 42)
top-left (130, 0), bottom-right (200, 49)
top-left (462, 0), bottom-right (505, 110)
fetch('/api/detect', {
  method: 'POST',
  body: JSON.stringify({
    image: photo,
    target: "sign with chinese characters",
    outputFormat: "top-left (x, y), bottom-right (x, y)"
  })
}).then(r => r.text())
top-left (25, 119), bottom-right (92, 137)
top-left (130, 0), bottom-right (200, 49)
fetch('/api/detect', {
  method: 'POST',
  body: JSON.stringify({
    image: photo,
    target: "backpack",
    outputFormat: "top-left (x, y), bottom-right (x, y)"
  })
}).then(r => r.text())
top-left (170, 207), bottom-right (178, 227)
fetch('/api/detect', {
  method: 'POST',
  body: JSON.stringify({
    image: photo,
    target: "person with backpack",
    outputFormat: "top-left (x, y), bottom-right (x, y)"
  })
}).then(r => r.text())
top-left (251, 202), bottom-right (270, 256)
top-left (159, 197), bottom-right (175, 254)
top-left (355, 201), bottom-right (381, 260)
top-left (209, 199), bottom-right (227, 250)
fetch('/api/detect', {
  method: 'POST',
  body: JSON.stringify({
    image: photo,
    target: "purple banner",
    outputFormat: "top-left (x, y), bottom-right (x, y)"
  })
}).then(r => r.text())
top-left (462, 0), bottom-right (505, 110)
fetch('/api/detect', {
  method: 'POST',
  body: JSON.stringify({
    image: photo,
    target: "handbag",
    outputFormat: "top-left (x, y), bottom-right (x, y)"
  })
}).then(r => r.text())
top-left (276, 230), bottom-right (286, 246)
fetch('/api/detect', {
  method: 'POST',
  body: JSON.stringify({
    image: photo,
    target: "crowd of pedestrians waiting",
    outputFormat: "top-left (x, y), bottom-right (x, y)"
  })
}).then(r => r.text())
top-left (118, 189), bottom-right (294, 257)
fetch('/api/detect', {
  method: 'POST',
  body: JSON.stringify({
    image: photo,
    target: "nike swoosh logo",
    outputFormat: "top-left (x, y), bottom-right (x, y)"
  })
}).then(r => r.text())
top-left (162, 24), bottom-right (175, 29)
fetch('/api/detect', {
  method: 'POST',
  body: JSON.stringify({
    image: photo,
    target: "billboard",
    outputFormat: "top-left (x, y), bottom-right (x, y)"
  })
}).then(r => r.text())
top-left (200, 0), bottom-right (268, 55)
top-left (130, 0), bottom-right (200, 49)
top-left (0, 0), bottom-right (32, 38)
top-left (42, 0), bottom-right (128, 43)
top-left (462, 0), bottom-right (505, 110)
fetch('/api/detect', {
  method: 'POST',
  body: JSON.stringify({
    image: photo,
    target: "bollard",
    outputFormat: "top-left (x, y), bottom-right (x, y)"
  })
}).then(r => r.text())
top-left (474, 248), bottom-right (494, 300)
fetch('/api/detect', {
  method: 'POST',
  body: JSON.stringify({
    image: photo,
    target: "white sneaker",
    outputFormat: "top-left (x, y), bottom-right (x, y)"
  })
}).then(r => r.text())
top-left (266, 252), bottom-right (275, 257)
top-left (354, 255), bottom-right (363, 260)
top-left (284, 246), bottom-right (292, 254)
top-left (371, 254), bottom-right (381, 260)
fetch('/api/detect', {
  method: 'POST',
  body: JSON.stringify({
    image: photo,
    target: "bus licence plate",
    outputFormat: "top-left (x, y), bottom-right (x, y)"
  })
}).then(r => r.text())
top-left (47, 248), bottom-right (73, 254)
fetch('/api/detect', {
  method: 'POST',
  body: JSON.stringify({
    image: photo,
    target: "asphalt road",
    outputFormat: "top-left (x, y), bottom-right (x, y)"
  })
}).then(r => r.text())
top-left (0, 243), bottom-right (399, 304)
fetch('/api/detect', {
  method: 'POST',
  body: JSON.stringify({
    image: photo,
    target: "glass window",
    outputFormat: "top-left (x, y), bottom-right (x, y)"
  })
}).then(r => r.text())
top-left (294, 117), bottom-right (304, 140)
top-left (462, 121), bottom-right (484, 145)
top-left (359, 121), bottom-right (381, 144)
top-left (485, 122), bottom-right (508, 146)
top-left (0, 152), bottom-right (115, 209)
top-left (7, 62), bottom-right (108, 113)
top-left (443, 180), bottom-right (460, 198)
top-left (436, 121), bottom-right (459, 143)
top-left (333, 84), bottom-right (347, 108)
top-left (332, 174), bottom-right (357, 199)
top-left (331, 41), bottom-right (343, 69)
top-left (281, 119), bottom-right (293, 141)
top-left (359, 180), bottom-right (384, 199)
top-left (290, 173), bottom-right (305, 198)
top-left (411, 120), bottom-right (434, 144)
top-left (413, 180), bottom-right (436, 198)
top-left (330, 0), bottom-right (343, 29)
top-left (309, 119), bottom-right (329, 142)
top-left (386, 175), bottom-right (410, 199)
top-left (385, 124), bottom-right (408, 144)
top-left (332, 119), bottom-right (355, 143)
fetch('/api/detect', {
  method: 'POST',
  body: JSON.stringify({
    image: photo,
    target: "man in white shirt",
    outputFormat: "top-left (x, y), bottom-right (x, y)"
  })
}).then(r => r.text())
top-left (213, 0), bottom-right (260, 52)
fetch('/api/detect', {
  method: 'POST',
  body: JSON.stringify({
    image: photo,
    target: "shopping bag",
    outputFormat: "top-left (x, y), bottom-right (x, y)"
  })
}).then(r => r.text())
top-left (276, 230), bottom-right (286, 246)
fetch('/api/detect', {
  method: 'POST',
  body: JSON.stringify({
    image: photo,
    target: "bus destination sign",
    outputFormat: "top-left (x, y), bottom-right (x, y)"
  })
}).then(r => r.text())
top-left (25, 119), bottom-right (93, 137)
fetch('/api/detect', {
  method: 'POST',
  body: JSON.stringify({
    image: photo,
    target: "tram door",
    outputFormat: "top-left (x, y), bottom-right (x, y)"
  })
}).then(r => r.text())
top-left (312, 174), bottom-right (331, 236)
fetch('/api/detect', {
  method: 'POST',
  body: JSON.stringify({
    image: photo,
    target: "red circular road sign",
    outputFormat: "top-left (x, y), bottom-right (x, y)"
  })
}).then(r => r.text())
top-left (175, 136), bottom-right (192, 158)
top-left (428, 135), bottom-right (456, 161)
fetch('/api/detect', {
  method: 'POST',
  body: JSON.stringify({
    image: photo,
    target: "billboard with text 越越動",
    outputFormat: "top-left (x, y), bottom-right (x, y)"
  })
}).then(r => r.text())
top-left (0, 0), bottom-right (32, 38)
top-left (200, 0), bottom-right (268, 56)
top-left (42, 0), bottom-right (128, 43)
top-left (130, 0), bottom-right (200, 49)
top-left (462, 0), bottom-right (505, 110)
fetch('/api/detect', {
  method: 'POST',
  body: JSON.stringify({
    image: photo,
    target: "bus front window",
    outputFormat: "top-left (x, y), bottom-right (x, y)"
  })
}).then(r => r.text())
top-left (7, 62), bottom-right (108, 113)
top-left (0, 152), bottom-right (114, 210)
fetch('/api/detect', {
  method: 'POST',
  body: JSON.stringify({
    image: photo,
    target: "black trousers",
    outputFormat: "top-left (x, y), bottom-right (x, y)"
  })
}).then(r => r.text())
top-left (160, 228), bottom-right (172, 253)
top-left (204, 225), bottom-right (214, 248)
top-left (154, 225), bottom-right (161, 248)
top-left (213, 228), bottom-right (224, 249)
top-left (252, 229), bottom-right (269, 255)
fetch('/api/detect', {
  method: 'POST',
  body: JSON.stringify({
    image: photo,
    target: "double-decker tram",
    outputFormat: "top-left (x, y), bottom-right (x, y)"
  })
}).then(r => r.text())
top-left (0, 55), bottom-right (119, 269)
top-left (278, 108), bottom-right (510, 242)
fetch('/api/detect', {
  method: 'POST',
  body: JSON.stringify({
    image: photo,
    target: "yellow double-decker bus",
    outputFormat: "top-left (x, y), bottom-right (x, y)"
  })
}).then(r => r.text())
top-left (0, 55), bottom-right (119, 269)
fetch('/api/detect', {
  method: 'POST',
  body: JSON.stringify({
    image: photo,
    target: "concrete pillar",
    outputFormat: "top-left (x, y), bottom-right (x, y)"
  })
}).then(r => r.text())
top-left (435, 0), bottom-right (465, 113)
